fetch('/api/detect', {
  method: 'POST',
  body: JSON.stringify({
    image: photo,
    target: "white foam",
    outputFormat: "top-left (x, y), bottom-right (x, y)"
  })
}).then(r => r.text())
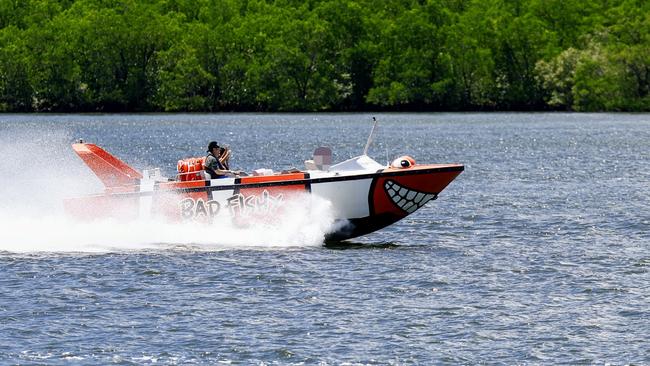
top-left (0, 131), bottom-right (338, 253)
top-left (0, 196), bottom-right (336, 253)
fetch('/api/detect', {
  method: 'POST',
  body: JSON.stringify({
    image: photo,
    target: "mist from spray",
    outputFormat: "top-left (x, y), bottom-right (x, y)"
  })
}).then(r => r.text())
top-left (0, 130), bottom-right (340, 253)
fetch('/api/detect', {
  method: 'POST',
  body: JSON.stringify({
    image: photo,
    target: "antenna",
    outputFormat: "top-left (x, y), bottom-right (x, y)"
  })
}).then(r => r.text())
top-left (363, 117), bottom-right (379, 156)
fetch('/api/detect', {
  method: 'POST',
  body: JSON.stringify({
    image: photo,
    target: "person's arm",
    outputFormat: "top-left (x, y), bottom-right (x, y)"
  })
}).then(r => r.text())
top-left (204, 156), bottom-right (227, 178)
top-left (219, 147), bottom-right (231, 170)
top-left (204, 158), bottom-right (239, 178)
top-left (219, 147), bottom-right (231, 162)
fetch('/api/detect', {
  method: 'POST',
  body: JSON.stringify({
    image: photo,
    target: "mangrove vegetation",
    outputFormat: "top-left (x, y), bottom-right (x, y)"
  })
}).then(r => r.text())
top-left (0, 0), bottom-right (648, 112)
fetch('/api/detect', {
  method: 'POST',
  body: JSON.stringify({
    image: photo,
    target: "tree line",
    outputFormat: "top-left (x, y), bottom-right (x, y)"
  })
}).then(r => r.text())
top-left (0, 0), bottom-right (648, 112)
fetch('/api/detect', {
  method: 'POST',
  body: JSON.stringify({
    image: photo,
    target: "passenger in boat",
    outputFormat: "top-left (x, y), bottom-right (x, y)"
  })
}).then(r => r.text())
top-left (204, 141), bottom-right (233, 179)
top-left (218, 146), bottom-right (231, 170)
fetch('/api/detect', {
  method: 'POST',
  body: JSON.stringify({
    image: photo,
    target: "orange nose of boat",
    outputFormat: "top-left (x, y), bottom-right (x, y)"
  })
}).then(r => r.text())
top-left (371, 164), bottom-right (463, 217)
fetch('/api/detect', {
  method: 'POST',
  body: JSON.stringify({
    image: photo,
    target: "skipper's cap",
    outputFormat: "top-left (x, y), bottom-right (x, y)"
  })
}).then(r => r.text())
top-left (207, 141), bottom-right (219, 152)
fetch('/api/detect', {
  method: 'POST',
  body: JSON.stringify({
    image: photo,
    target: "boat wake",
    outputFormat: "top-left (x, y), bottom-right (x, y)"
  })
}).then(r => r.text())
top-left (0, 202), bottom-right (336, 253)
top-left (0, 132), bottom-right (338, 254)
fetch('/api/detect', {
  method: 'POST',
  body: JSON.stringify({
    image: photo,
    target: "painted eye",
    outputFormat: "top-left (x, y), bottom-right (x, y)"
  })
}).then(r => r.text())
top-left (391, 156), bottom-right (416, 169)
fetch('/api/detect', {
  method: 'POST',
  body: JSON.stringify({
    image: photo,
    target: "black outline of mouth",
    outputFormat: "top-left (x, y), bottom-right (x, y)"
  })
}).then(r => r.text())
top-left (384, 180), bottom-right (437, 214)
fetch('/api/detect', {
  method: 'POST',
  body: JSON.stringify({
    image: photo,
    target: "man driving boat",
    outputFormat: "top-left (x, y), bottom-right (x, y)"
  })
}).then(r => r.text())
top-left (204, 141), bottom-right (237, 179)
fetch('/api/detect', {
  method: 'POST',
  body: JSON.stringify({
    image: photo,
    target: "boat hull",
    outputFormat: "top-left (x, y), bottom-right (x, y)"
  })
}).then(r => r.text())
top-left (65, 164), bottom-right (463, 241)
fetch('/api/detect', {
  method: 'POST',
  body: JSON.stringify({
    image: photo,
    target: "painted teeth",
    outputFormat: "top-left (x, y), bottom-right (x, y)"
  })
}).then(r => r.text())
top-left (384, 180), bottom-right (436, 214)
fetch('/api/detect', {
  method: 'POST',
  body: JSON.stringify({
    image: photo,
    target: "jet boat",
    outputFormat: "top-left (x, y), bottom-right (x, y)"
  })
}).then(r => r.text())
top-left (65, 135), bottom-right (463, 241)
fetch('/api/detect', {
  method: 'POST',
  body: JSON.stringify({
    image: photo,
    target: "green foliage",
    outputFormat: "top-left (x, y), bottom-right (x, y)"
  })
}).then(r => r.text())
top-left (367, 4), bottom-right (449, 108)
top-left (0, 27), bottom-right (32, 111)
top-left (24, 12), bottom-right (84, 111)
top-left (535, 47), bottom-right (580, 109)
top-left (535, 0), bottom-right (650, 111)
top-left (155, 40), bottom-right (216, 111)
top-left (0, 0), bottom-right (647, 112)
top-left (440, 5), bottom-right (496, 108)
top-left (70, 1), bottom-right (182, 111)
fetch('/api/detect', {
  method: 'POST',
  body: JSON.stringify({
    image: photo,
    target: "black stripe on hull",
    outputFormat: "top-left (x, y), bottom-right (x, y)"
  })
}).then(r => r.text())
top-left (325, 213), bottom-right (405, 242)
top-left (303, 173), bottom-right (312, 192)
top-left (104, 165), bottom-right (464, 198)
top-left (232, 177), bottom-right (242, 195)
top-left (205, 179), bottom-right (213, 200)
top-left (367, 175), bottom-right (379, 216)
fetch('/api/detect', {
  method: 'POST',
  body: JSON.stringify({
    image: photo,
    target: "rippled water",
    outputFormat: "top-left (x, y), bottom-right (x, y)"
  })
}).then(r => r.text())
top-left (1, 113), bottom-right (648, 364)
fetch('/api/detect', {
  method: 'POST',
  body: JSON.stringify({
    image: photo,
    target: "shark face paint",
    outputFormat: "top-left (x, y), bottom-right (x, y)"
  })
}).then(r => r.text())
top-left (384, 180), bottom-right (437, 214)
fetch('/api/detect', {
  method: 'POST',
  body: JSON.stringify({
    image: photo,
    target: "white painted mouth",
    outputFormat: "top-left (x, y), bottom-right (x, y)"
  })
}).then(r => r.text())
top-left (384, 180), bottom-right (437, 214)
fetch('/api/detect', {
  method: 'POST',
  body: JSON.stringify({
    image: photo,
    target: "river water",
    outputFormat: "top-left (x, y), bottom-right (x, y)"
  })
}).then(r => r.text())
top-left (0, 113), bottom-right (648, 364)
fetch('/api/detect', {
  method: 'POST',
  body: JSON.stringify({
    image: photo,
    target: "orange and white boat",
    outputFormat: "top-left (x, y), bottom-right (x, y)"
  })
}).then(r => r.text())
top-left (65, 126), bottom-right (463, 241)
